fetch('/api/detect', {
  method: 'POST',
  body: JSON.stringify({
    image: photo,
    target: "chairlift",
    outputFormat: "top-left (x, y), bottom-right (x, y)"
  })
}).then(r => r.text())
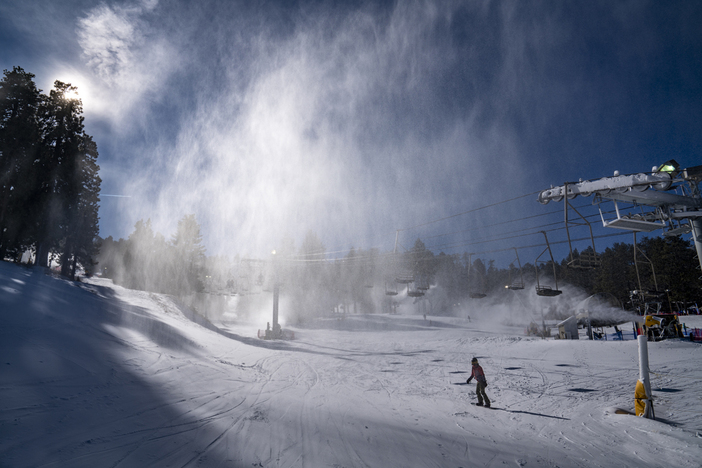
top-left (407, 281), bottom-right (425, 297)
top-left (505, 248), bottom-right (524, 290)
top-left (467, 253), bottom-right (487, 299)
top-left (596, 196), bottom-right (666, 232)
top-left (395, 274), bottom-right (414, 284)
top-left (239, 259), bottom-right (265, 294)
top-left (663, 219), bottom-right (692, 238)
top-left (535, 231), bottom-right (562, 297)
top-left (570, 250), bottom-right (600, 269)
top-left (563, 182), bottom-right (600, 269)
top-left (394, 268), bottom-right (423, 297)
top-left (633, 231), bottom-right (659, 296)
top-left (385, 281), bottom-right (398, 296)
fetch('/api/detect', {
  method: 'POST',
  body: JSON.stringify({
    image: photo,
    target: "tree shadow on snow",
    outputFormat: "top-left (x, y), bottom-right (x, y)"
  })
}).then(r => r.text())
top-left (0, 264), bottom-right (244, 467)
top-left (493, 408), bottom-right (570, 420)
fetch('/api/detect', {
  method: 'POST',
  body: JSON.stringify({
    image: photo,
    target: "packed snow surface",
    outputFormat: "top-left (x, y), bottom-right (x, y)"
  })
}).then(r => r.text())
top-left (1, 262), bottom-right (701, 467)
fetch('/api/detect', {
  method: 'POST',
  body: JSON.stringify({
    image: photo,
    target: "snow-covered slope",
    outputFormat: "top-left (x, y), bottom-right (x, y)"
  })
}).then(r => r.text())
top-left (1, 262), bottom-right (701, 467)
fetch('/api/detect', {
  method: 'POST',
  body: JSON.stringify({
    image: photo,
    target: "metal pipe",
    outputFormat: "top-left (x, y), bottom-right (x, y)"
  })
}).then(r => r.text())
top-left (691, 218), bottom-right (702, 275)
top-left (637, 335), bottom-right (655, 419)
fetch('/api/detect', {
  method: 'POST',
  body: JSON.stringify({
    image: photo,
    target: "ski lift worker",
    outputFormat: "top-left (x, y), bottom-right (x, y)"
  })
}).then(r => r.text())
top-left (467, 357), bottom-right (491, 407)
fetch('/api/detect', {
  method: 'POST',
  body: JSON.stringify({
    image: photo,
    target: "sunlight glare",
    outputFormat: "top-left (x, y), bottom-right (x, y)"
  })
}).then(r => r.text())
top-left (53, 71), bottom-right (93, 109)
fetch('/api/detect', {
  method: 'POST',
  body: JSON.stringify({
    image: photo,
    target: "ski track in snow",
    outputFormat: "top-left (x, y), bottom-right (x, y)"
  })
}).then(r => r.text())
top-left (1, 263), bottom-right (701, 467)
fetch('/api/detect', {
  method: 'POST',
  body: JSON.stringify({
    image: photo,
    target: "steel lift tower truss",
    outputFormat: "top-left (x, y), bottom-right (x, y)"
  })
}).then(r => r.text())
top-left (537, 161), bottom-right (702, 275)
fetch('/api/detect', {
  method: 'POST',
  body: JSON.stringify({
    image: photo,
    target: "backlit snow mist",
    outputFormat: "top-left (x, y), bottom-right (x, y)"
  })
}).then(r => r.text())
top-left (74, 0), bottom-right (537, 255)
top-left (5, 0), bottom-right (700, 257)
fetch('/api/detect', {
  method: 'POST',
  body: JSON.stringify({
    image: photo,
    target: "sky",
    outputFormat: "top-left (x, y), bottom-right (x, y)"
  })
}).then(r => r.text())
top-left (1, 0), bottom-right (701, 261)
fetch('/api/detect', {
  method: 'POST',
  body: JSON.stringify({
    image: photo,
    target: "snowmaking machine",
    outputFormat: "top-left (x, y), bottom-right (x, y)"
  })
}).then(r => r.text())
top-left (642, 313), bottom-right (683, 341)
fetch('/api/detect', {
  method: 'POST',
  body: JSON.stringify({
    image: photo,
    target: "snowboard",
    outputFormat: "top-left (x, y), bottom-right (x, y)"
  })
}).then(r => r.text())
top-left (471, 403), bottom-right (495, 409)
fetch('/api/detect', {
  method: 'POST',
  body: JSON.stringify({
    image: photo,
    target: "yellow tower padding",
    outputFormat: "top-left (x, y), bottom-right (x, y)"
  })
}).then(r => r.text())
top-left (635, 379), bottom-right (649, 417)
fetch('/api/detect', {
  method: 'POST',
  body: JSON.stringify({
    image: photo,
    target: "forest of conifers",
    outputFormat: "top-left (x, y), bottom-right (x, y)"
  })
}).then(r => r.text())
top-left (0, 67), bottom-right (100, 279)
top-left (96, 226), bottom-right (701, 321)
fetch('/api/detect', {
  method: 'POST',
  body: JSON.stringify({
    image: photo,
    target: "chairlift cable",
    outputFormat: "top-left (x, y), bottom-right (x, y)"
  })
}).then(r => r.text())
top-left (420, 201), bottom-right (600, 241)
top-left (397, 190), bottom-right (542, 232)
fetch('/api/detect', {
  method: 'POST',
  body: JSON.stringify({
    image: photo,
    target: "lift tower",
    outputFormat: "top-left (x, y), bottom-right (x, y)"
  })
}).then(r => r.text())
top-left (537, 161), bottom-right (702, 275)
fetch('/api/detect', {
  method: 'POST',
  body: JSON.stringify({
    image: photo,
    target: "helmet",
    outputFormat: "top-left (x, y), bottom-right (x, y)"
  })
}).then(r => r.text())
top-left (471, 357), bottom-right (478, 364)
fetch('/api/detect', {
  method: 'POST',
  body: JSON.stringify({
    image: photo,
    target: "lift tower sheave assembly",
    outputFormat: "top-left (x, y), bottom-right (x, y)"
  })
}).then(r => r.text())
top-left (537, 161), bottom-right (702, 274)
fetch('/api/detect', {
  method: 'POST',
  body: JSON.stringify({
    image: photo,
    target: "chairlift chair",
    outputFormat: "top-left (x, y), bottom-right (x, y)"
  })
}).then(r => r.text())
top-left (395, 274), bottom-right (414, 284)
top-left (596, 196), bottom-right (666, 232)
top-left (407, 281), bottom-right (425, 297)
top-left (569, 250), bottom-right (600, 269)
top-left (535, 231), bottom-right (563, 297)
top-left (385, 281), bottom-right (398, 296)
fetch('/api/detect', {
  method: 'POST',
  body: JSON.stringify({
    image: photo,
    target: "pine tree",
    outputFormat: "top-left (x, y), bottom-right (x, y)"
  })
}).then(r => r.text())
top-left (32, 80), bottom-right (101, 274)
top-left (0, 67), bottom-right (42, 260)
top-left (124, 219), bottom-right (156, 291)
top-left (171, 214), bottom-right (206, 294)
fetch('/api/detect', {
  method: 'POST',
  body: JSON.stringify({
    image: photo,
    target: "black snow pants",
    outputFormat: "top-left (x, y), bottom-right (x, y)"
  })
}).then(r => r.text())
top-left (476, 381), bottom-right (490, 406)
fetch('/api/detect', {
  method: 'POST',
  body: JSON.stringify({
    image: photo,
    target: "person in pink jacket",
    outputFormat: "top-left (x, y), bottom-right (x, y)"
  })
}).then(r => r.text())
top-left (466, 357), bottom-right (491, 407)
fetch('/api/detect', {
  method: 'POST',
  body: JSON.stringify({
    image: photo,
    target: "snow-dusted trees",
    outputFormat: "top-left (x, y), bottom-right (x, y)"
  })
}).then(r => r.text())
top-left (98, 215), bottom-right (205, 296)
top-left (35, 80), bottom-right (101, 274)
top-left (288, 230), bottom-right (332, 321)
top-left (170, 214), bottom-right (206, 294)
top-left (0, 67), bottom-right (42, 261)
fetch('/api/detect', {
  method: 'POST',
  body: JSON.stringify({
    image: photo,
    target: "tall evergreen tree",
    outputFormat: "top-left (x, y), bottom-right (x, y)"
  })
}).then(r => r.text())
top-left (124, 219), bottom-right (156, 291)
top-left (0, 67), bottom-right (42, 260)
top-left (32, 80), bottom-right (101, 273)
top-left (171, 214), bottom-right (206, 294)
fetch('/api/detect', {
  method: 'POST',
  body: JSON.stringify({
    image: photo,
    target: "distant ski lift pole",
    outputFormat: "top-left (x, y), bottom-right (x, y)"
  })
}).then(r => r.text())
top-left (467, 253), bottom-right (487, 299)
top-left (563, 182), bottom-right (600, 269)
top-left (535, 231), bottom-right (562, 297)
top-left (505, 247), bottom-right (525, 290)
top-left (364, 265), bottom-right (374, 288)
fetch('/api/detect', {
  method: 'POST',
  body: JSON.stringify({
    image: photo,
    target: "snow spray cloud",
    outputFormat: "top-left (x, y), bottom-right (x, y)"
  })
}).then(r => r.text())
top-left (458, 280), bottom-right (639, 328)
top-left (37, 0), bottom-right (692, 260)
top-left (4, 1), bottom-right (701, 259)
top-left (69, 0), bottom-right (545, 257)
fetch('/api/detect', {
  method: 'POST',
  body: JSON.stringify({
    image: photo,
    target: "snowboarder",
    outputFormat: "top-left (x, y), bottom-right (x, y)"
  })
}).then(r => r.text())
top-left (466, 357), bottom-right (491, 407)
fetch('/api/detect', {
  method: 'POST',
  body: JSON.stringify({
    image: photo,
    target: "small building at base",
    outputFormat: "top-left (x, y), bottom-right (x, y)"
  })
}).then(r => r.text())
top-left (557, 315), bottom-right (579, 340)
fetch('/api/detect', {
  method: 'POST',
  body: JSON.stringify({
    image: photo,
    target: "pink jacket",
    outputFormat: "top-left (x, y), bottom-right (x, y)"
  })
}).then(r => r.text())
top-left (470, 364), bottom-right (487, 384)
